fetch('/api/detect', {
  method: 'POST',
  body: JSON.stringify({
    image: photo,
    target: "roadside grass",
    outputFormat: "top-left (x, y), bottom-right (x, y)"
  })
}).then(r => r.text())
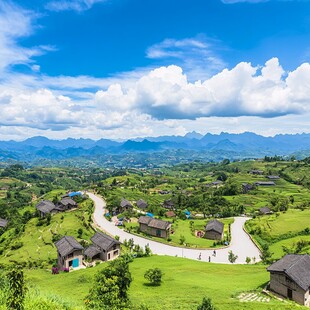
top-left (269, 235), bottom-right (310, 259)
top-left (23, 255), bottom-right (301, 309)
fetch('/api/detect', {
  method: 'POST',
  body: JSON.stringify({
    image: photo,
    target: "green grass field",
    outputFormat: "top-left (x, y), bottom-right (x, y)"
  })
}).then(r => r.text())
top-left (21, 255), bottom-right (304, 310)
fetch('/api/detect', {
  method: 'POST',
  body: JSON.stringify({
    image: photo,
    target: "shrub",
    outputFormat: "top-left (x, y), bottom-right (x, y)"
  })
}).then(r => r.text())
top-left (144, 268), bottom-right (163, 286)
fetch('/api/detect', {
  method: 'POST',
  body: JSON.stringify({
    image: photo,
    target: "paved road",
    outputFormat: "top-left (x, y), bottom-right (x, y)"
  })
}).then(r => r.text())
top-left (88, 192), bottom-right (261, 264)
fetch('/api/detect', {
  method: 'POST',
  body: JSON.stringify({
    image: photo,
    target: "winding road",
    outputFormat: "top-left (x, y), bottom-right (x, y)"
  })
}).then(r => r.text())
top-left (88, 192), bottom-right (261, 264)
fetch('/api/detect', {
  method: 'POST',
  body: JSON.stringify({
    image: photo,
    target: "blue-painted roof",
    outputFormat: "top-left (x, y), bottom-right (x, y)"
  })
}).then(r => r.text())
top-left (69, 191), bottom-right (82, 197)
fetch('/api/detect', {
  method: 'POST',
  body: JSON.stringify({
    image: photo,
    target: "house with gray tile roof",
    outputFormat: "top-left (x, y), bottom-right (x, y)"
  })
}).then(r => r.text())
top-left (138, 216), bottom-right (171, 239)
top-left (85, 231), bottom-right (121, 262)
top-left (55, 236), bottom-right (84, 270)
top-left (36, 200), bottom-right (57, 217)
top-left (267, 254), bottom-right (310, 307)
top-left (205, 219), bottom-right (224, 240)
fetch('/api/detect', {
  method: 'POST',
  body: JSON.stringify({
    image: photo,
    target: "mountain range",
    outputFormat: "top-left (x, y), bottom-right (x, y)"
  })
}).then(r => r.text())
top-left (1, 132), bottom-right (310, 164)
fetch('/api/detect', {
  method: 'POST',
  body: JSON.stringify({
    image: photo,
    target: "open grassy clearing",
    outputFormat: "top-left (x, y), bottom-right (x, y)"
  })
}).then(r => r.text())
top-left (22, 255), bottom-right (303, 310)
top-left (269, 235), bottom-right (310, 259)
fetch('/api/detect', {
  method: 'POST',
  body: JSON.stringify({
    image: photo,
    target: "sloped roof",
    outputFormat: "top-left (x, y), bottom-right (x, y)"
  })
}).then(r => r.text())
top-left (138, 216), bottom-right (171, 230)
top-left (137, 199), bottom-right (148, 209)
top-left (0, 218), bottom-right (8, 228)
top-left (36, 200), bottom-right (56, 214)
top-left (165, 211), bottom-right (176, 217)
top-left (205, 219), bottom-right (224, 234)
top-left (84, 244), bottom-right (101, 258)
top-left (91, 231), bottom-right (120, 251)
top-left (120, 198), bottom-right (132, 208)
top-left (255, 181), bottom-right (275, 186)
top-left (260, 207), bottom-right (272, 214)
top-left (59, 197), bottom-right (77, 206)
top-left (138, 216), bottom-right (151, 225)
top-left (267, 175), bottom-right (280, 179)
top-left (55, 236), bottom-right (84, 257)
top-left (267, 254), bottom-right (310, 291)
top-left (148, 218), bottom-right (171, 230)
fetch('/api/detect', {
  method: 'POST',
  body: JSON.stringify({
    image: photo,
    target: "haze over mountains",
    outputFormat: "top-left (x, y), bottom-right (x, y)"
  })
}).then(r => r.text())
top-left (0, 132), bottom-right (310, 165)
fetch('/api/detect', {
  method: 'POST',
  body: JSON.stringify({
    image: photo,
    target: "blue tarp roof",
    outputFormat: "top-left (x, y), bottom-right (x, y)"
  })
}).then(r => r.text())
top-left (184, 210), bottom-right (190, 215)
top-left (146, 212), bottom-right (154, 218)
top-left (69, 191), bottom-right (82, 197)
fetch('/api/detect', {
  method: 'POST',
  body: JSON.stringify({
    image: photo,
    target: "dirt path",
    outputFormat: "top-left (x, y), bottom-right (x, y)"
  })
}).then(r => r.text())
top-left (88, 192), bottom-right (261, 264)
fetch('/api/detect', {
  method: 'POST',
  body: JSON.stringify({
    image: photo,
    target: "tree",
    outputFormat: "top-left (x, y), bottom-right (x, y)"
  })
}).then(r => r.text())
top-left (144, 268), bottom-right (163, 286)
top-left (179, 235), bottom-right (186, 245)
top-left (228, 250), bottom-right (238, 263)
top-left (85, 257), bottom-right (132, 309)
top-left (245, 256), bottom-right (251, 264)
top-left (197, 296), bottom-right (216, 310)
top-left (6, 267), bottom-right (26, 310)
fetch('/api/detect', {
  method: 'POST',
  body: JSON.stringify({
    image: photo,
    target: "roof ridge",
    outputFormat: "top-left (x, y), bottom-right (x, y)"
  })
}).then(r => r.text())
top-left (285, 254), bottom-right (304, 272)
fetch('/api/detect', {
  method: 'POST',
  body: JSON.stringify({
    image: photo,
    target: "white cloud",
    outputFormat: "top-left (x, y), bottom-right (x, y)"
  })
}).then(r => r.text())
top-left (146, 37), bottom-right (227, 80)
top-left (45, 0), bottom-right (107, 12)
top-left (94, 58), bottom-right (310, 120)
top-left (0, 2), bottom-right (53, 73)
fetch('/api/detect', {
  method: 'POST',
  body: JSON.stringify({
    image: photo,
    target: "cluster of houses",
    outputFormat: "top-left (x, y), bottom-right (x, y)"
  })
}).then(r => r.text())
top-left (36, 192), bottom-right (81, 217)
top-left (55, 231), bottom-right (121, 270)
top-left (137, 216), bottom-right (224, 241)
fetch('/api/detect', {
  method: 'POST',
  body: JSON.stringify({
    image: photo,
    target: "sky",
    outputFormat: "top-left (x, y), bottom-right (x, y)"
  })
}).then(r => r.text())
top-left (1, 0), bottom-right (310, 140)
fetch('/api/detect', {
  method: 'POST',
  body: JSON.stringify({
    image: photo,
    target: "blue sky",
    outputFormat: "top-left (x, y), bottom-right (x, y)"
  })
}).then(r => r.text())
top-left (1, 0), bottom-right (310, 140)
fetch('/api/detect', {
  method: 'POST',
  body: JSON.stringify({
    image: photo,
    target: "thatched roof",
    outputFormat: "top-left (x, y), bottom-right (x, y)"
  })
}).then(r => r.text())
top-left (59, 197), bottom-right (77, 207)
top-left (120, 198), bottom-right (132, 208)
top-left (267, 254), bottom-right (310, 291)
top-left (55, 236), bottom-right (83, 257)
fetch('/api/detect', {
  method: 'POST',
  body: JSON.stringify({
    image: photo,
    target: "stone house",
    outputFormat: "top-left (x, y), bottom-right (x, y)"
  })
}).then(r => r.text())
top-left (205, 219), bottom-right (224, 240)
top-left (55, 236), bottom-right (84, 270)
top-left (267, 254), bottom-right (310, 307)
top-left (84, 231), bottom-right (121, 262)
top-left (138, 216), bottom-right (171, 239)
top-left (163, 199), bottom-right (174, 210)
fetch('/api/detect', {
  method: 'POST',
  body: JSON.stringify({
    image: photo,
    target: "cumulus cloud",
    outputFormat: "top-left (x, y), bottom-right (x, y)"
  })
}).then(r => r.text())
top-left (45, 0), bottom-right (107, 12)
top-left (94, 58), bottom-right (310, 120)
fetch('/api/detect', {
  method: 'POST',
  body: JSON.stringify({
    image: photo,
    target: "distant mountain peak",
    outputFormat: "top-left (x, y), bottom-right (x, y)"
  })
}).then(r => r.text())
top-left (184, 131), bottom-right (203, 140)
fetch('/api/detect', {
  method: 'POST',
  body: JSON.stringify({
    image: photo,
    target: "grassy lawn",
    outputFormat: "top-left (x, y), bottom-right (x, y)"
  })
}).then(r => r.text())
top-left (125, 218), bottom-right (234, 249)
top-left (23, 255), bottom-right (302, 309)
top-left (247, 209), bottom-right (310, 237)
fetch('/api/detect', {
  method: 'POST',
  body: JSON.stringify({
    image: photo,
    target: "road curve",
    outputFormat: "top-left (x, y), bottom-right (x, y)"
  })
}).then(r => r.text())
top-left (88, 192), bottom-right (261, 264)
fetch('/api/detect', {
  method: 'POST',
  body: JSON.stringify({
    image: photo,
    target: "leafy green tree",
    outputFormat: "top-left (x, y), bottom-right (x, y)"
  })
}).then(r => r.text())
top-left (179, 235), bottom-right (186, 245)
top-left (6, 267), bottom-right (26, 310)
top-left (144, 268), bottom-right (163, 286)
top-left (228, 250), bottom-right (238, 263)
top-left (85, 257), bottom-right (132, 309)
top-left (197, 296), bottom-right (216, 310)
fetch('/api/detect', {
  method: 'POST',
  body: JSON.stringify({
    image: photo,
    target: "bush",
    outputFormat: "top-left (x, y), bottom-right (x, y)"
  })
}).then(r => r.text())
top-left (144, 268), bottom-right (163, 286)
top-left (197, 296), bottom-right (216, 310)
